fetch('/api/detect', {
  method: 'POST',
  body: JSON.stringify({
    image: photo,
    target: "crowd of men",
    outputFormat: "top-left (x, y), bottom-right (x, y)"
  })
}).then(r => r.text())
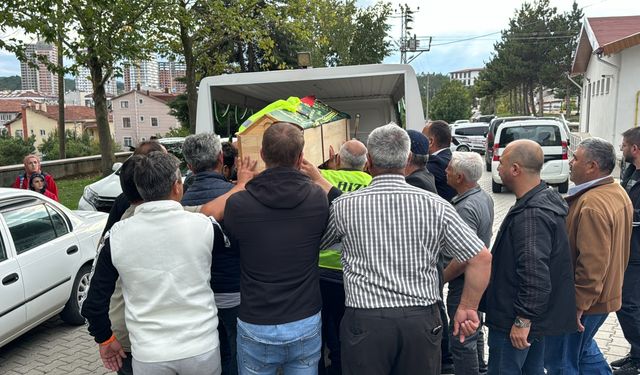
top-left (73, 119), bottom-right (639, 375)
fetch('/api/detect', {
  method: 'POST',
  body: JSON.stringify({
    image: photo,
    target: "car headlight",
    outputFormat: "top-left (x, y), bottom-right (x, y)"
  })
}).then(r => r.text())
top-left (82, 186), bottom-right (99, 208)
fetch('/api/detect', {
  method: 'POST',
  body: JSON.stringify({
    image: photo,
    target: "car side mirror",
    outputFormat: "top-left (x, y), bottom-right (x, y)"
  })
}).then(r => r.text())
top-left (112, 162), bottom-right (123, 172)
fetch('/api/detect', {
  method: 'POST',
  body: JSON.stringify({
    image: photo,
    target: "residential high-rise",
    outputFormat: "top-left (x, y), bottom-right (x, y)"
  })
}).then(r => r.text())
top-left (75, 66), bottom-right (117, 96)
top-left (123, 59), bottom-right (160, 91)
top-left (158, 61), bottom-right (187, 93)
top-left (20, 41), bottom-right (58, 96)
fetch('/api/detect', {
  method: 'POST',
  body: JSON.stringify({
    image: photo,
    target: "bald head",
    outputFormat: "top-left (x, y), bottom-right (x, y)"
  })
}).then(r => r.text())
top-left (339, 140), bottom-right (367, 170)
top-left (504, 140), bottom-right (544, 173)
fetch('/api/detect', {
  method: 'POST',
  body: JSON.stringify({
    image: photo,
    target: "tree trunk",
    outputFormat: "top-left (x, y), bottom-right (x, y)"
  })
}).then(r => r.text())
top-left (528, 84), bottom-right (535, 116)
top-left (57, 18), bottom-right (65, 159)
top-left (248, 43), bottom-right (256, 72)
top-left (178, 3), bottom-right (197, 135)
top-left (88, 55), bottom-right (115, 176)
top-left (522, 84), bottom-right (529, 115)
top-left (538, 83), bottom-right (544, 117)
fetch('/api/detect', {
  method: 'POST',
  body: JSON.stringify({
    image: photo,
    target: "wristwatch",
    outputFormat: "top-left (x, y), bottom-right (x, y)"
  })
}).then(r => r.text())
top-left (514, 317), bottom-right (531, 328)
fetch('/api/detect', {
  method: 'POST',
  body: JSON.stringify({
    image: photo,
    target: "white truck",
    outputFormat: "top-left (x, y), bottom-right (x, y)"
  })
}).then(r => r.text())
top-left (195, 64), bottom-right (426, 140)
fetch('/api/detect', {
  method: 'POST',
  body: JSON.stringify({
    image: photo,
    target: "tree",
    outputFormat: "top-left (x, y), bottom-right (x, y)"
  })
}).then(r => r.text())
top-left (429, 80), bottom-right (472, 123)
top-left (0, 132), bottom-right (36, 166)
top-left (1, 0), bottom-right (167, 175)
top-left (38, 130), bottom-right (105, 160)
top-left (417, 73), bottom-right (450, 118)
top-left (473, 0), bottom-right (583, 116)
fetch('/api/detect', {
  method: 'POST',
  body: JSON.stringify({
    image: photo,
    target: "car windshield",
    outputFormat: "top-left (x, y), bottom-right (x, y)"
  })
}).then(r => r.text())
top-left (501, 126), bottom-right (562, 147)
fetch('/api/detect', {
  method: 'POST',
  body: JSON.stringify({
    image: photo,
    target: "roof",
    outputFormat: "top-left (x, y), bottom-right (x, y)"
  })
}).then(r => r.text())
top-left (45, 106), bottom-right (97, 122)
top-left (111, 90), bottom-right (179, 104)
top-left (572, 15), bottom-right (640, 75)
top-left (449, 68), bottom-right (484, 74)
top-left (0, 100), bottom-right (26, 113)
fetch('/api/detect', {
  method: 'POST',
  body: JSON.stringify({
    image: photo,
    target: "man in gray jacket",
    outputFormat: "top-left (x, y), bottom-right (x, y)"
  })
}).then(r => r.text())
top-left (444, 151), bottom-right (494, 375)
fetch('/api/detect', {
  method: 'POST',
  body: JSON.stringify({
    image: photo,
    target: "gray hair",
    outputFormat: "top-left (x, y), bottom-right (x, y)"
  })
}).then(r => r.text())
top-left (133, 151), bottom-right (182, 202)
top-left (367, 123), bottom-right (410, 170)
top-left (579, 137), bottom-right (616, 174)
top-left (449, 151), bottom-right (484, 183)
top-left (182, 133), bottom-right (222, 173)
top-left (339, 144), bottom-right (367, 170)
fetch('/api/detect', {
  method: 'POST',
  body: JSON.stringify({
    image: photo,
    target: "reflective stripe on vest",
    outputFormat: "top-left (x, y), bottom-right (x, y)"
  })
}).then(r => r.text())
top-left (319, 249), bottom-right (342, 270)
top-left (319, 169), bottom-right (372, 192)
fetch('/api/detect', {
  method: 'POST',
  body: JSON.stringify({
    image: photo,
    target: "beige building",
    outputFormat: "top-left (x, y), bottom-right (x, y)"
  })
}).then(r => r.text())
top-left (111, 89), bottom-right (180, 150)
top-left (4, 103), bottom-right (114, 149)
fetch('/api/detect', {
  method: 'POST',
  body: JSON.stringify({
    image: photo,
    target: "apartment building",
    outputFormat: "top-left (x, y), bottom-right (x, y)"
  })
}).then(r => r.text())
top-left (20, 41), bottom-right (58, 96)
top-left (449, 68), bottom-right (483, 87)
top-left (158, 61), bottom-right (187, 93)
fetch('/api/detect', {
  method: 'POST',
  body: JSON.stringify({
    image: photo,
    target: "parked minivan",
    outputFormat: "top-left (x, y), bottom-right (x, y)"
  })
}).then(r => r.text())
top-left (491, 119), bottom-right (570, 193)
top-left (485, 116), bottom-right (535, 171)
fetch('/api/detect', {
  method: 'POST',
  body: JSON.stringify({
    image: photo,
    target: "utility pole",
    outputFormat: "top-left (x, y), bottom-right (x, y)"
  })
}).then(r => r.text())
top-left (425, 74), bottom-right (430, 120)
top-left (398, 4), bottom-right (432, 65)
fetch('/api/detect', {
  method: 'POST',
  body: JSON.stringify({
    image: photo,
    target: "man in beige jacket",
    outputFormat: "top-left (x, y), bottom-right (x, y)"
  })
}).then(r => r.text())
top-left (545, 137), bottom-right (632, 374)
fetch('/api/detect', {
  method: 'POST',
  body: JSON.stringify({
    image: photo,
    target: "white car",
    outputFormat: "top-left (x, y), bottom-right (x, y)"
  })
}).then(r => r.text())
top-left (450, 122), bottom-right (489, 154)
top-left (78, 137), bottom-right (186, 212)
top-left (491, 119), bottom-right (570, 194)
top-left (0, 188), bottom-right (107, 348)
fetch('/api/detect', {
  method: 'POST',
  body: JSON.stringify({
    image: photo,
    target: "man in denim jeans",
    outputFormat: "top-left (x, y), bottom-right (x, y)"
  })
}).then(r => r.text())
top-left (485, 140), bottom-right (577, 374)
top-left (224, 122), bottom-right (329, 375)
top-left (444, 151), bottom-right (494, 375)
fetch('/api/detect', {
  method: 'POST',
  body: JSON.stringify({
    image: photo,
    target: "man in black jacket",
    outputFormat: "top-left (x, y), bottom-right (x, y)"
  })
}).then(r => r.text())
top-left (423, 120), bottom-right (457, 202)
top-left (181, 133), bottom-right (238, 375)
top-left (613, 128), bottom-right (640, 375)
top-left (485, 140), bottom-right (576, 374)
top-left (224, 122), bottom-right (329, 374)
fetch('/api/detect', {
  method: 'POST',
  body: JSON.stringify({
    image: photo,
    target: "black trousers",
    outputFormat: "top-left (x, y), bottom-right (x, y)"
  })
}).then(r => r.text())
top-left (616, 262), bottom-right (640, 360)
top-left (340, 305), bottom-right (442, 375)
top-left (319, 277), bottom-right (346, 374)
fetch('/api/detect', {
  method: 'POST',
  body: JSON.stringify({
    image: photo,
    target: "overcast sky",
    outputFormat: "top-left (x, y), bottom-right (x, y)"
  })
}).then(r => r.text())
top-left (0, 0), bottom-right (639, 77)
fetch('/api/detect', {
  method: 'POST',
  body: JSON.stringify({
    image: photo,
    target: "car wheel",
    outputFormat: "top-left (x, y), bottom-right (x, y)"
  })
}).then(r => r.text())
top-left (60, 264), bottom-right (91, 325)
top-left (492, 180), bottom-right (502, 193)
top-left (457, 145), bottom-right (470, 152)
top-left (558, 180), bottom-right (569, 194)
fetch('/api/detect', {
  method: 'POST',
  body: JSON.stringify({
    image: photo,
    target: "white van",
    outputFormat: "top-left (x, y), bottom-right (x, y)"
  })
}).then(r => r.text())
top-left (491, 119), bottom-right (570, 194)
top-left (195, 64), bottom-right (425, 140)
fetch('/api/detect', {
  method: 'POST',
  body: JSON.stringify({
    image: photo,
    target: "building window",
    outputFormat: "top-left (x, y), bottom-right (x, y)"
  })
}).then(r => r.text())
top-left (139, 116), bottom-right (144, 122)
top-left (15, 129), bottom-right (23, 138)
top-left (605, 77), bottom-right (611, 94)
top-left (40, 129), bottom-right (46, 136)
top-left (120, 100), bottom-right (129, 108)
top-left (123, 137), bottom-right (132, 147)
top-left (123, 117), bottom-right (131, 128)
top-left (151, 117), bottom-right (158, 127)
top-left (596, 80), bottom-right (601, 96)
top-left (139, 98), bottom-right (143, 104)
top-left (600, 79), bottom-right (605, 95)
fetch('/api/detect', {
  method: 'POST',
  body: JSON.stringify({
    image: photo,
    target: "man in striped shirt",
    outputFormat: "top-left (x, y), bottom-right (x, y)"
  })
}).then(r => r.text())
top-left (319, 123), bottom-right (492, 375)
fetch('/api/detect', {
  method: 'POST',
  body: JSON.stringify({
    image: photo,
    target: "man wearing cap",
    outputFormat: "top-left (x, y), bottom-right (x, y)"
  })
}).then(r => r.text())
top-left (405, 130), bottom-right (437, 194)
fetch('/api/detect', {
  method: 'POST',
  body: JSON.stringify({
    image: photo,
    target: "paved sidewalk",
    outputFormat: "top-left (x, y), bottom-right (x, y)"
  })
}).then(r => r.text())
top-left (0, 170), bottom-right (631, 374)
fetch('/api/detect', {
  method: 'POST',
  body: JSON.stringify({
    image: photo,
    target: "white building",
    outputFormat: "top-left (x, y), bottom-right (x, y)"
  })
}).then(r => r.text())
top-left (449, 68), bottom-right (483, 87)
top-left (571, 15), bottom-right (640, 148)
top-left (75, 66), bottom-right (117, 96)
top-left (20, 41), bottom-right (58, 96)
top-left (123, 59), bottom-right (160, 92)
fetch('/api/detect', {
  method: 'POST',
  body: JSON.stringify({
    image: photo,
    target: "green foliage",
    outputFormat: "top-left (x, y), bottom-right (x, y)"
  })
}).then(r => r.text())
top-left (38, 130), bottom-right (115, 160)
top-left (0, 133), bottom-right (36, 165)
top-left (429, 81), bottom-right (472, 124)
top-left (164, 126), bottom-right (191, 138)
top-left (417, 73), bottom-right (451, 117)
top-left (168, 93), bottom-right (190, 128)
top-left (0, 76), bottom-right (21, 91)
top-left (474, 0), bottom-right (583, 115)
